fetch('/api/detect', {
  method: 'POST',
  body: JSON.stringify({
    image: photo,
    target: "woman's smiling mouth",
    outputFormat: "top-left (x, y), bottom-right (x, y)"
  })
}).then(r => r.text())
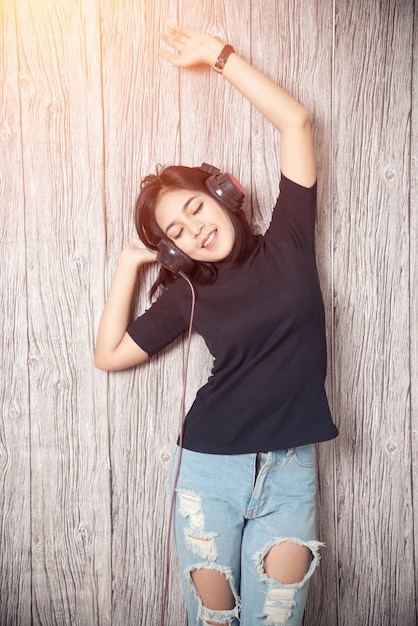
top-left (202, 230), bottom-right (217, 248)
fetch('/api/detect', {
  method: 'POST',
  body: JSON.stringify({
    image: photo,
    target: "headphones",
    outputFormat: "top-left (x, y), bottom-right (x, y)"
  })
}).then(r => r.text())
top-left (200, 162), bottom-right (246, 212)
top-left (157, 163), bottom-right (245, 277)
top-left (156, 238), bottom-right (196, 277)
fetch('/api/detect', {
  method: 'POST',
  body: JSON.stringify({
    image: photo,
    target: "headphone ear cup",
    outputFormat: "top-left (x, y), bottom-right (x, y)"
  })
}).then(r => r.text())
top-left (157, 239), bottom-right (195, 276)
top-left (205, 172), bottom-right (246, 212)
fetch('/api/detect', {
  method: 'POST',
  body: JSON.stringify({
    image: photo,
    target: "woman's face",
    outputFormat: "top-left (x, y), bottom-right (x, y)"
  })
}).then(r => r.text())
top-left (155, 189), bottom-right (236, 262)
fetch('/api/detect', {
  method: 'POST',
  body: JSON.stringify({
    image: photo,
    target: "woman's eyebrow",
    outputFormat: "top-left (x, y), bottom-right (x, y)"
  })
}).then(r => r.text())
top-left (165, 195), bottom-right (198, 233)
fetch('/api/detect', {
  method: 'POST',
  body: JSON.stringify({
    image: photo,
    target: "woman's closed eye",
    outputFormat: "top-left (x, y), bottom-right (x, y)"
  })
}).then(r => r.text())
top-left (171, 202), bottom-right (203, 239)
top-left (191, 202), bottom-right (203, 215)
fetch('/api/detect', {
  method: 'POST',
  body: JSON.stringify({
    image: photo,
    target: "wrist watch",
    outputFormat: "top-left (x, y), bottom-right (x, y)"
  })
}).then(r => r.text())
top-left (213, 44), bottom-right (235, 73)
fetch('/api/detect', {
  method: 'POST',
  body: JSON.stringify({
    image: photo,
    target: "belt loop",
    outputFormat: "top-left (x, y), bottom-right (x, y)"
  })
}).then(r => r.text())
top-left (286, 448), bottom-right (295, 458)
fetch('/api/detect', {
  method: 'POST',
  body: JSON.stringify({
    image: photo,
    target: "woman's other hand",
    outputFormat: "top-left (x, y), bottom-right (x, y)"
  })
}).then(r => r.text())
top-left (158, 26), bottom-right (223, 69)
top-left (121, 236), bottom-right (157, 269)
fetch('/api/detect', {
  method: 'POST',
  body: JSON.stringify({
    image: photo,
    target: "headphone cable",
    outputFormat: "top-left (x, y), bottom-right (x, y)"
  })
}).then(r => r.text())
top-left (160, 272), bottom-right (196, 626)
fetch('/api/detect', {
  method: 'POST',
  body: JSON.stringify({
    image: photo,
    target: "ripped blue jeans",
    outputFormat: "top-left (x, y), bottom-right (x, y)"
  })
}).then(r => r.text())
top-left (169, 445), bottom-right (322, 626)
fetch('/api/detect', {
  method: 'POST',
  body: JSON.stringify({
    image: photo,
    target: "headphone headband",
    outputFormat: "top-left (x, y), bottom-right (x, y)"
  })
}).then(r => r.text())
top-left (200, 162), bottom-right (245, 212)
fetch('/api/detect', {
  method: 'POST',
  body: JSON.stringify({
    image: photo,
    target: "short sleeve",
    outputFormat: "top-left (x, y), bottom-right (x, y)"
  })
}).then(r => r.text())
top-left (127, 284), bottom-right (190, 357)
top-left (265, 173), bottom-right (317, 255)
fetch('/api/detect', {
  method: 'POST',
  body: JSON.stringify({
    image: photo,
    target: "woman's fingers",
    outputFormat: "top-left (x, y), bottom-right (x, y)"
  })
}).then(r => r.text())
top-left (158, 27), bottom-right (222, 68)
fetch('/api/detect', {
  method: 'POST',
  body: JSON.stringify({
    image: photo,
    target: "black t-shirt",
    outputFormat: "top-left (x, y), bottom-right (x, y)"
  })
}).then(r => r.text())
top-left (128, 174), bottom-right (338, 454)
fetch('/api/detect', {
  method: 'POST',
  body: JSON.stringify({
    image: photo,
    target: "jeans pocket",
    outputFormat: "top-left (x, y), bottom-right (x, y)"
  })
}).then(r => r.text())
top-left (289, 444), bottom-right (316, 468)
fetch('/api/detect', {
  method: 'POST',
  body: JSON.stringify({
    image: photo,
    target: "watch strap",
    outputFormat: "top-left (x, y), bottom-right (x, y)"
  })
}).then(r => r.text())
top-left (213, 44), bottom-right (235, 73)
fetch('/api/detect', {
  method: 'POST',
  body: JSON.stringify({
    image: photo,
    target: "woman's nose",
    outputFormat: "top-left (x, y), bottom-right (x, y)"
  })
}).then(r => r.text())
top-left (190, 220), bottom-right (204, 237)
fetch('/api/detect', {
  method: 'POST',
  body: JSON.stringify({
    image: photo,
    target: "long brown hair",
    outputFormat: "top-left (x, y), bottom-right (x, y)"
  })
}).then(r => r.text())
top-left (135, 165), bottom-right (257, 298)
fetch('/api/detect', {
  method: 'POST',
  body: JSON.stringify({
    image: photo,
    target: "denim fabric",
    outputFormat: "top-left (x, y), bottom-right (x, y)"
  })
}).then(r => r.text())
top-left (169, 445), bottom-right (322, 626)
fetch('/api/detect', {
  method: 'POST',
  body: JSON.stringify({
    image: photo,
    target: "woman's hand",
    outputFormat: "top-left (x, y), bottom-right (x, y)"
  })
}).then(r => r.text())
top-left (158, 26), bottom-right (224, 69)
top-left (120, 236), bottom-right (157, 269)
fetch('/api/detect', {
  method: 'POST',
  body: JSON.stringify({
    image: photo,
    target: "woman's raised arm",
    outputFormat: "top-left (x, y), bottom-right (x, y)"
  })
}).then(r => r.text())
top-left (159, 26), bottom-right (316, 187)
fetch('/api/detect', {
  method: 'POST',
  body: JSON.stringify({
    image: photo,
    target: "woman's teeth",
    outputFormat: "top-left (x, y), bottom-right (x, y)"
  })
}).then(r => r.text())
top-left (203, 231), bottom-right (216, 248)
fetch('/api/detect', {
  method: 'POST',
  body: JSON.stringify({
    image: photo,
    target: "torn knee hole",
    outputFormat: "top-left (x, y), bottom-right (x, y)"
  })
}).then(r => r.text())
top-left (263, 540), bottom-right (314, 585)
top-left (191, 567), bottom-right (236, 612)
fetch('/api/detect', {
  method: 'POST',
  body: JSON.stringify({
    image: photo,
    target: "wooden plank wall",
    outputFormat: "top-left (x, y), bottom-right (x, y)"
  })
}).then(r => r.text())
top-left (333, 3), bottom-right (416, 624)
top-left (0, 0), bottom-right (416, 625)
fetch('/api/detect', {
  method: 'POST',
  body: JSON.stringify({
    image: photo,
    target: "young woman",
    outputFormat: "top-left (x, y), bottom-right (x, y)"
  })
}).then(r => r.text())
top-left (95, 26), bottom-right (338, 626)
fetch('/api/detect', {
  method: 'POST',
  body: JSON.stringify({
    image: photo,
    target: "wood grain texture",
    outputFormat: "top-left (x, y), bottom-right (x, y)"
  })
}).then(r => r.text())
top-left (411, 0), bottom-right (418, 615)
top-left (15, 0), bottom-right (111, 623)
top-left (99, 0), bottom-right (186, 623)
top-left (333, 0), bottom-right (415, 624)
top-left (0, 2), bottom-right (32, 624)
